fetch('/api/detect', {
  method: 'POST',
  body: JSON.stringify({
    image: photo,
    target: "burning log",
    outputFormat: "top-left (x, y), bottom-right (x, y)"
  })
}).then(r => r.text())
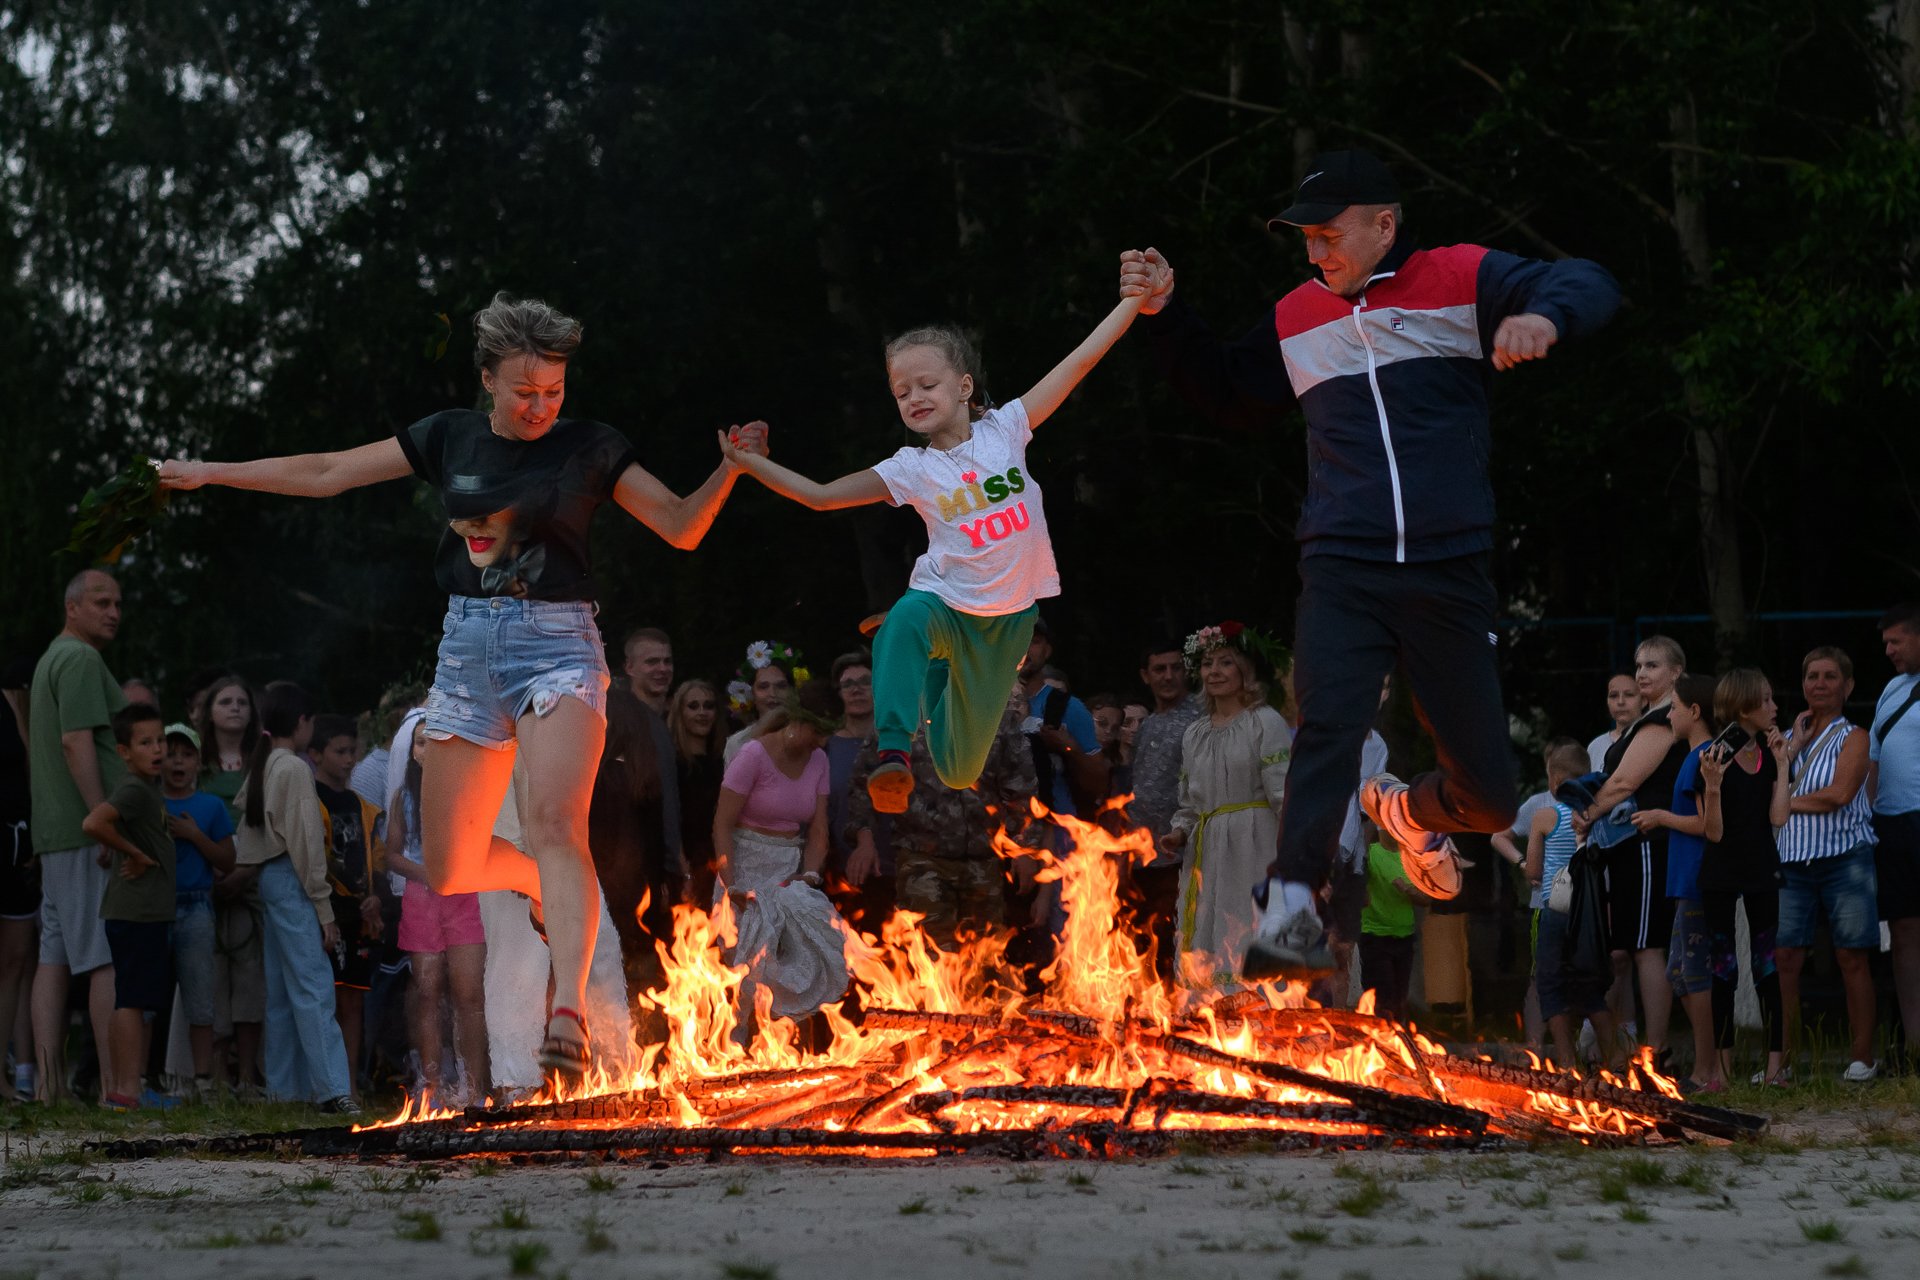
top-left (1148, 1091), bottom-right (1407, 1130)
top-left (1414, 1053), bottom-right (1768, 1142)
top-left (1158, 1035), bottom-right (1492, 1135)
top-left (861, 1008), bottom-right (1007, 1035)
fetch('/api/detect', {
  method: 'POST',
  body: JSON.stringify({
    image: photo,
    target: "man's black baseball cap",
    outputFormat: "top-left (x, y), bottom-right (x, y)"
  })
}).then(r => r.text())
top-left (1268, 149), bottom-right (1401, 229)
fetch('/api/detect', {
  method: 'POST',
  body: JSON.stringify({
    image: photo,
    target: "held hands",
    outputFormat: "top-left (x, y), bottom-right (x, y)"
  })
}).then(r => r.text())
top-left (1118, 248), bottom-right (1176, 315)
top-left (1490, 314), bottom-right (1559, 370)
top-left (717, 421), bottom-right (770, 473)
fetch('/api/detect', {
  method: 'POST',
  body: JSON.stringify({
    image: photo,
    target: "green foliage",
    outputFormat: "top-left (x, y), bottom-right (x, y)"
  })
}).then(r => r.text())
top-left (1, 0), bottom-right (1916, 713)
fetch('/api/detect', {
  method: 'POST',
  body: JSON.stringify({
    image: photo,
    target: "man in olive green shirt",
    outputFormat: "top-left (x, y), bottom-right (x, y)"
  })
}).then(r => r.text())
top-left (27, 568), bottom-right (126, 1101)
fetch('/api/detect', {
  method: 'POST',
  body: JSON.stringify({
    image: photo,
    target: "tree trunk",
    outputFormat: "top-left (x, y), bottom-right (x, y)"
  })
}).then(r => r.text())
top-left (1670, 94), bottom-right (1746, 664)
top-left (1281, 9), bottom-right (1316, 178)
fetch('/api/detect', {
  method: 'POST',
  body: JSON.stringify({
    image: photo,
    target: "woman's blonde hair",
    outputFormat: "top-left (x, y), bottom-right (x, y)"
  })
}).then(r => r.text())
top-left (1636, 634), bottom-right (1686, 670)
top-left (1199, 647), bottom-right (1267, 718)
top-left (473, 291), bottom-right (583, 373)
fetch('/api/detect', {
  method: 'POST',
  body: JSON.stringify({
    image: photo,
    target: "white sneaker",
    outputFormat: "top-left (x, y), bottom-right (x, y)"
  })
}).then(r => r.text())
top-left (1243, 892), bottom-right (1336, 982)
top-left (1842, 1060), bottom-right (1880, 1083)
top-left (1360, 774), bottom-right (1465, 900)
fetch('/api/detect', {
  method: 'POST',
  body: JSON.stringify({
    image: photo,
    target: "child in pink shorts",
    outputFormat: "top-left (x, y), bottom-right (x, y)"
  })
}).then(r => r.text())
top-left (386, 719), bottom-right (491, 1104)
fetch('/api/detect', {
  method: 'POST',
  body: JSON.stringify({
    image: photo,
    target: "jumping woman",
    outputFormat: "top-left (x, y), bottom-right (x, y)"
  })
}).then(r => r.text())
top-left (719, 288), bottom-right (1146, 814)
top-left (161, 293), bottom-right (765, 1079)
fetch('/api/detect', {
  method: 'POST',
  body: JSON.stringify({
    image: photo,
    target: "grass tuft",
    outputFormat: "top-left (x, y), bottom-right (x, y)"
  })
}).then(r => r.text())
top-left (1335, 1174), bottom-right (1395, 1218)
top-left (1620, 1205), bottom-right (1651, 1224)
top-left (1288, 1226), bottom-right (1330, 1245)
top-left (1802, 1219), bottom-right (1846, 1243)
top-left (1553, 1243), bottom-right (1589, 1262)
top-left (395, 1210), bottom-right (442, 1242)
top-left (1825, 1256), bottom-right (1870, 1278)
top-left (898, 1197), bottom-right (930, 1215)
top-left (506, 1240), bottom-right (549, 1275)
top-left (719, 1265), bottom-right (779, 1280)
top-left (494, 1202), bottom-right (533, 1231)
top-left (584, 1171), bottom-right (618, 1193)
top-left (580, 1212), bottom-right (616, 1254)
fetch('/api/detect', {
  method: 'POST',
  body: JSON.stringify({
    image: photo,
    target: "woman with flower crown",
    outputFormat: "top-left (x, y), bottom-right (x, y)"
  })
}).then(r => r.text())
top-left (723, 641), bottom-right (807, 766)
top-left (1164, 623), bottom-right (1295, 986)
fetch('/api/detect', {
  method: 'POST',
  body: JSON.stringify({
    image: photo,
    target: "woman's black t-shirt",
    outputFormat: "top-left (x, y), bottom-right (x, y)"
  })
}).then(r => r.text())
top-left (397, 409), bottom-right (637, 602)
top-left (1604, 704), bottom-right (1688, 815)
top-left (1698, 749), bottom-right (1782, 894)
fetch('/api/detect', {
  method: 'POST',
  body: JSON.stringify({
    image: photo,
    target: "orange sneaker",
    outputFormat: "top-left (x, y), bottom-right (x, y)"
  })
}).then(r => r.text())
top-left (867, 757), bottom-right (913, 814)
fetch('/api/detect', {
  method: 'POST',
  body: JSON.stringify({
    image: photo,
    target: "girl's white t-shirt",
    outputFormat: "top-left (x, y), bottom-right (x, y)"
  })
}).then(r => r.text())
top-left (870, 400), bottom-right (1059, 616)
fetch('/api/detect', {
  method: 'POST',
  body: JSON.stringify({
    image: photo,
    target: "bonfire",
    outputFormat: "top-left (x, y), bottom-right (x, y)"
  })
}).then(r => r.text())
top-left (101, 800), bottom-right (1765, 1164)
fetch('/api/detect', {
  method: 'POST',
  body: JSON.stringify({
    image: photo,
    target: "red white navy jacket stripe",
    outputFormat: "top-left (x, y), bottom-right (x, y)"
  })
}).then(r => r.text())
top-left (1140, 236), bottom-right (1621, 563)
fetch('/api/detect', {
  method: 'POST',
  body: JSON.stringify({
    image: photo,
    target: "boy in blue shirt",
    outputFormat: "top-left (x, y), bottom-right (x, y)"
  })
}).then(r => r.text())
top-left (160, 723), bottom-right (235, 1099)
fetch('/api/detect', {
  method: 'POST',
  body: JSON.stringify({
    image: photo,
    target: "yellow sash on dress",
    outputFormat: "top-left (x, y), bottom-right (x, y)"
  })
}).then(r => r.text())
top-left (1179, 800), bottom-right (1269, 952)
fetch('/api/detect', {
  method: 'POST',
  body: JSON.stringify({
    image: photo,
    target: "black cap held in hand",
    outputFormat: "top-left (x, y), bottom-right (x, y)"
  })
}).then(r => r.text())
top-left (1269, 150), bottom-right (1401, 230)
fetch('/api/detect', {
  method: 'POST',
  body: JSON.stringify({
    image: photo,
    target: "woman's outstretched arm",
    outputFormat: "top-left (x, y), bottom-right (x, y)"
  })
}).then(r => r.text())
top-left (612, 420), bottom-right (774, 550)
top-left (159, 438), bottom-right (413, 497)
top-left (717, 430), bottom-right (892, 511)
top-left (1020, 292), bottom-right (1148, 430)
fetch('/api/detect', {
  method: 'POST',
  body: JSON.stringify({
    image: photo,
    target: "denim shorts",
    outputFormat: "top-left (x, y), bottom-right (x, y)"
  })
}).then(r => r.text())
top-left (1778, 841), bottom-right (1880, 950)
top-left (422, 596), bottom-right (610, 750)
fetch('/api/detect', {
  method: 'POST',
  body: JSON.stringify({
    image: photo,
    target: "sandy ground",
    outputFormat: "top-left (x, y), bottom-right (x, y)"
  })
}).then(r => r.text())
top-left (4, 1111), bottom-right (1919, 1280)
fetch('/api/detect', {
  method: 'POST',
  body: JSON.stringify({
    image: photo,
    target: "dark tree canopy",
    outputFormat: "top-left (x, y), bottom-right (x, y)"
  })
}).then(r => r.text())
top-left (4, 0), bottom-right (1917, 753)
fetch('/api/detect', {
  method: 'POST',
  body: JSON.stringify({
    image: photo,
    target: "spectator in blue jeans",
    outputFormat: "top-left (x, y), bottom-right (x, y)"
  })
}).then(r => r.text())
top-left (231, 682), bottom-right (356, 1113)
top-left (159, 723), bottom-right (234, 1099)
top-left (1777, 646), bottom-right (1879, 1081)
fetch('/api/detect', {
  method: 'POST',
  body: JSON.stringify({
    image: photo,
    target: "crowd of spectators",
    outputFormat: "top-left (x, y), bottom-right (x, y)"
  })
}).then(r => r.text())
top-left (3, 567), bottom-right (1916, 1109)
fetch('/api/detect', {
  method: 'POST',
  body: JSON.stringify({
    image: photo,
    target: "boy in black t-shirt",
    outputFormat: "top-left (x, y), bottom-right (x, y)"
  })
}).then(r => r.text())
top-left (308, 714), bottom-right (387, 1092)
top-left (80, 703), bottom-right (175, 1110)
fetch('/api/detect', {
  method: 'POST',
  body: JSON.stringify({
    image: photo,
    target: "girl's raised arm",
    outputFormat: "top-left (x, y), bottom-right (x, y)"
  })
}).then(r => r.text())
top-left (159, 438), bottom-right (413, 498)
top-left (1020, 293), bottom-right (1148, 431)
top-left (718, 432), bottom-right (892, 511)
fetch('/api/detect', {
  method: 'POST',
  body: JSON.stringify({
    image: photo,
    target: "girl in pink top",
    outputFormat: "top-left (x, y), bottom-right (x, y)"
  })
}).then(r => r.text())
top-left (711, 681), bottom-right (848, 1042)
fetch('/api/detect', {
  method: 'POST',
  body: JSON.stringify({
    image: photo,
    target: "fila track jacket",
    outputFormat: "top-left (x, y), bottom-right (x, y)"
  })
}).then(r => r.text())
top-left (1140, 236), bottom-right (1621, 564)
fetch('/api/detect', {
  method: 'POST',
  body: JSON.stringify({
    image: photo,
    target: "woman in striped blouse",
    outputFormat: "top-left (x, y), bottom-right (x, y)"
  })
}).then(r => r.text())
top-left (1777, 646), bottom-right (1880, 1082)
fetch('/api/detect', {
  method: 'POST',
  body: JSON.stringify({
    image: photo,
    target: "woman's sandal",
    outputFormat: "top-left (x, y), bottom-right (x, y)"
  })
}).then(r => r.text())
top-left (538, 1007), bottom-right (590, 1079)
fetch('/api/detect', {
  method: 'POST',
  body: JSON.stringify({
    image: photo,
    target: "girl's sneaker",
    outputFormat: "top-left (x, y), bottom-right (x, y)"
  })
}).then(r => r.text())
top-left (1842, 1059), bottom-right (1880, 1083)
top-left (867, 754), bottom-right (914, 814)
top-left (1749, 1066), bottom-right (1794, 1087)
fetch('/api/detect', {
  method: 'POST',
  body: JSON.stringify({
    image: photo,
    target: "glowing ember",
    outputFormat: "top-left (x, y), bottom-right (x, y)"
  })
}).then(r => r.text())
top-left (347, 799), bottom-right (1766, 1157)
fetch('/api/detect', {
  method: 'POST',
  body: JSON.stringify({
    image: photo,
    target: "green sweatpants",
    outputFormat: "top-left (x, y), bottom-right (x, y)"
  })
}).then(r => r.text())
top-left (873, 590), bottom-right (1038, 790)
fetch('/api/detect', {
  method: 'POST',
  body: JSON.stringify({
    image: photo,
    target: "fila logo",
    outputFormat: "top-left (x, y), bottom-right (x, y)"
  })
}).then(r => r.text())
top-left (1390, 316), bottom-right (1405, 331)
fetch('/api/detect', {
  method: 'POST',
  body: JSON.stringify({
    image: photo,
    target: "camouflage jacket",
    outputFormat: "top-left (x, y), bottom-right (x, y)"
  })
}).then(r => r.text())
top-left (844, 703), bottom-right (1046, 860)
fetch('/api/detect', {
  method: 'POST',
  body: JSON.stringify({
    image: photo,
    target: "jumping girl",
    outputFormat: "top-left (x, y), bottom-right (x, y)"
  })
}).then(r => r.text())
top-left (720, 290), bottom-right (1146, 813)
top-left (161, 293), bottom-right (766, 1078)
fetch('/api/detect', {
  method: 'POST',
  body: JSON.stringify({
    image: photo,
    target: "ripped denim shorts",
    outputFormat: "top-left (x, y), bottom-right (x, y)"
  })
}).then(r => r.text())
top-left (421, 596), bottom-right (611, 750)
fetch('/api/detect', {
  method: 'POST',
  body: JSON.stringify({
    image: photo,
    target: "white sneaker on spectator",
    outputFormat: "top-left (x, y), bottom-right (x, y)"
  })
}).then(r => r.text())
top-left (1360, 774), bottom-right (1466, 900)
top-left (1842, 1060), bottom-right (1880, 1083)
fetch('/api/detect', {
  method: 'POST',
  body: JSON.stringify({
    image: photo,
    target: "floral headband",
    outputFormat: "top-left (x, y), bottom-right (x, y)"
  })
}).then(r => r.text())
top-left (727, 640), bottom-right (811, 717)
top-left (1182, 620), bottom-right (1289, 679)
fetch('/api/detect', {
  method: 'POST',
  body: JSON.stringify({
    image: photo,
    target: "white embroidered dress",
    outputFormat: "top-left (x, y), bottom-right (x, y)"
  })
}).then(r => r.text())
top-left (1169, 704), bottom-right (1293, 983)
